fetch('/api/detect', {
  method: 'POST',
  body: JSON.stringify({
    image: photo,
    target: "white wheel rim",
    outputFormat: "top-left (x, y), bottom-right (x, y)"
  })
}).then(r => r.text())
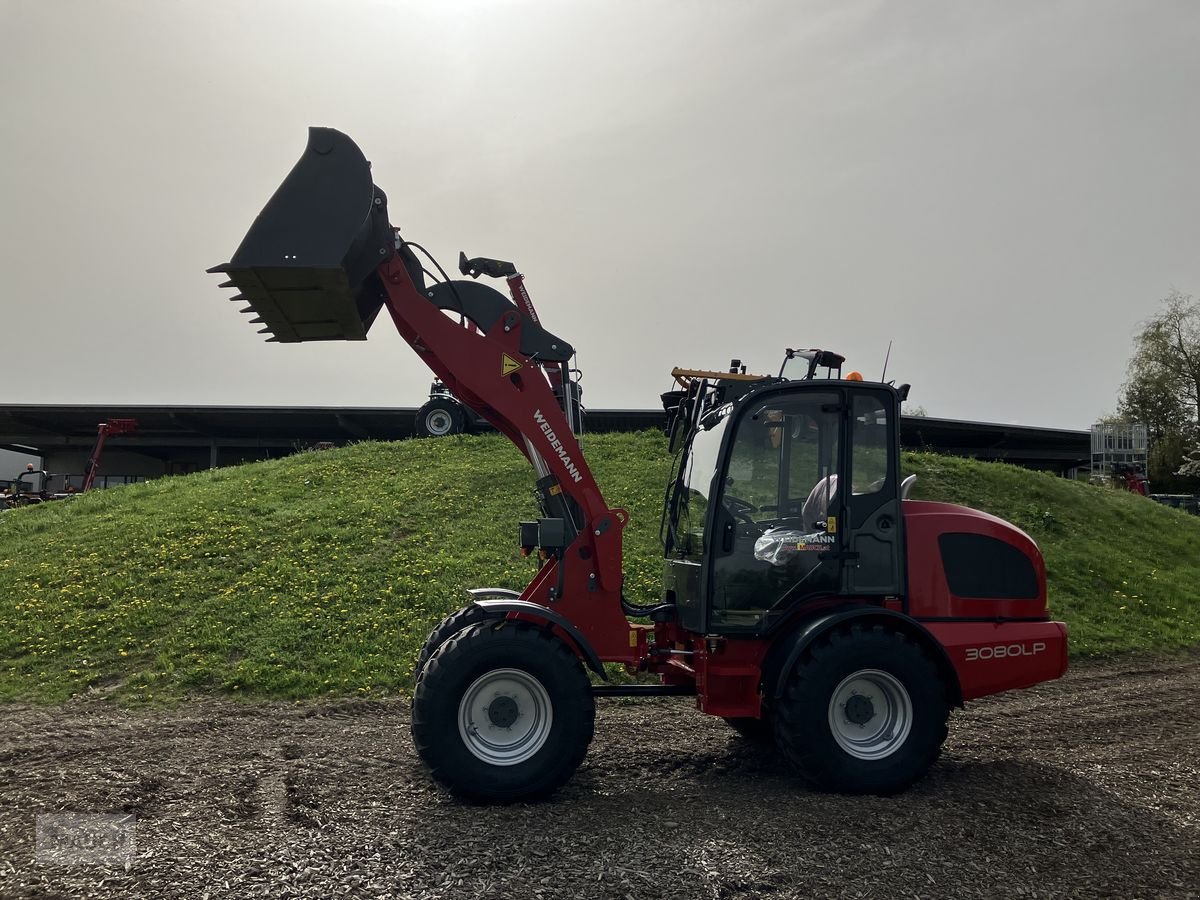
top-left (828, 669), bottom-right (912, 760)
top-left (458, 668), bottom-right (553, 766)
top-left (426, 410), bottom-right (454, 435)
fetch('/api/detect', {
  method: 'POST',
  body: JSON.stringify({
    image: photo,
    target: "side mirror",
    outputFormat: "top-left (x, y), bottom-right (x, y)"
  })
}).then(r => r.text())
top-left (661, 390), bottom-right (689, 454)
top-left (667, 417), bottom-right (685, 455)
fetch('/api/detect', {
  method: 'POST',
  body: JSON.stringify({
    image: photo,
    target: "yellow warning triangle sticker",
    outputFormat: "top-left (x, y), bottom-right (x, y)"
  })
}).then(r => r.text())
top-left (501, 353), bottom-right (522, 377)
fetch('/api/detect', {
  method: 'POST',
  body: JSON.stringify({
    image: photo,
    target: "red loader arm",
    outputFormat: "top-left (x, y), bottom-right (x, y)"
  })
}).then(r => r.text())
top-left (209, 128), bottom-right (635, 661)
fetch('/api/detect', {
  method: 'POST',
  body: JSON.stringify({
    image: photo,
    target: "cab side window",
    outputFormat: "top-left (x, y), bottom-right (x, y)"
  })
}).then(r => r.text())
top-left (851, 395), bottom-right (889, 495)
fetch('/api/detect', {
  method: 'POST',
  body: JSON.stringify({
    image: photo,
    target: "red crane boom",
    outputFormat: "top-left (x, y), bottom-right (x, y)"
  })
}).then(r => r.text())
top-left (81, 419), bottom-right (138, 492)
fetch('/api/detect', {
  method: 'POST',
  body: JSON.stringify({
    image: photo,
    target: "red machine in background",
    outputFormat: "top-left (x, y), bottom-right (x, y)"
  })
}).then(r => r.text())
top-left (81, 418), bottom-right (138, 492)
top-left (1, 418), bottom-right (138, 507)
top-left (1113, 463), bottom-right (1150, 496)
top-left (211, 128), bottom-right (1067, 803)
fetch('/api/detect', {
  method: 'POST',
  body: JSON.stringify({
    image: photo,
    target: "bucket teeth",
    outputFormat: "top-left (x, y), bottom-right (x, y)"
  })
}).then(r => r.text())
top-left (228, 294), bottom-right (246, 303)
top-left (265, 336), bottom-right (281, 343)
top-left (240, 306), bottom-right (255, 314)
top-left (257, 327), bottom-right (272, 335)
top-left (210, 129), bottom-right (389, 342)
top-left (249, 317), bottom-right (265, 324)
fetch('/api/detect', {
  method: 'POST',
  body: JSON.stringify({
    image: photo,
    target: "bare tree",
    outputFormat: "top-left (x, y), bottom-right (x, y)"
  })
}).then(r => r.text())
top-left (1121, 291), bottom-right (1200, 483)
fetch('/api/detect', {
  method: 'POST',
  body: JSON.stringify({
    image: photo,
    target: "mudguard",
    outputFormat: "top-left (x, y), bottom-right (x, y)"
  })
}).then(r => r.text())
top-left (765, 607), bottom-right (963, 707)
top-left (471, 598), bottom-right (607, 678)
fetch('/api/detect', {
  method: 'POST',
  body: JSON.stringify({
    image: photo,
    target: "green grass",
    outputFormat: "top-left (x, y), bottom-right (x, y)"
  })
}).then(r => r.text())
top-left (0, 433), bottom-right (1197, 703)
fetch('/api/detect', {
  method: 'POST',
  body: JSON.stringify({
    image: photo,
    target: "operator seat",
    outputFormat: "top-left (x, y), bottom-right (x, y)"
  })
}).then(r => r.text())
top-left (801, 474), bottom-right (838, 531)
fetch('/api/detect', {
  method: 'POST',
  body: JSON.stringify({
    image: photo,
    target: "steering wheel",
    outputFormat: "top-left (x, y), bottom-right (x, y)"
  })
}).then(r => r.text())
top-left (723, 494), bottom-right (759, 524)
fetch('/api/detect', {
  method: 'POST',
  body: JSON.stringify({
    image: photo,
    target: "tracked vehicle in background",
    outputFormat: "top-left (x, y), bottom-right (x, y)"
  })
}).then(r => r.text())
top-left (211, 128), bottom-right (1067, 802)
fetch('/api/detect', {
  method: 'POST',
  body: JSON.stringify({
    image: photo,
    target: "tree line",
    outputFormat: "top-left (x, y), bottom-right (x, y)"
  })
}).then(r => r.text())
top-left (1119, 291), bottom-right (1200, 492)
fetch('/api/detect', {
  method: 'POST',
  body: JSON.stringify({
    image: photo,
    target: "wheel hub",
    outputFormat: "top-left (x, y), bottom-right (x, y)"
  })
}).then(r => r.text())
top-left (827, 669), bottom-right (913, 761)
top-left (458, 668), bottom-right (553, 766)
top-left (843, 692), bottom-right (875, 726)
top-left (427, 411), bottom-right (452, 435)
top-left (487, 695), bottom-right (520, 728)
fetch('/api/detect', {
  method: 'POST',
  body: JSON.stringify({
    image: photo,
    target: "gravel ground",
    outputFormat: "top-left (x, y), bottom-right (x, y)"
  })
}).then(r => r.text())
top-left (0, 655), bottom-right (1197, 900)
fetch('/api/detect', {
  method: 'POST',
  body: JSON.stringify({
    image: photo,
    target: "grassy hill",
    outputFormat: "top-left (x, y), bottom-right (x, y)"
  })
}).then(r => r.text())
top-left (1, 432), bottom-right (1197, 703)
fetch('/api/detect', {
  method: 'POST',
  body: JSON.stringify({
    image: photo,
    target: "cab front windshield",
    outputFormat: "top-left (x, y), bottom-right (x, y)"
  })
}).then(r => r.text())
top-left (667, 394), bottom-right (841, 561)
top-left (664, 406), bottom-right (730, 558)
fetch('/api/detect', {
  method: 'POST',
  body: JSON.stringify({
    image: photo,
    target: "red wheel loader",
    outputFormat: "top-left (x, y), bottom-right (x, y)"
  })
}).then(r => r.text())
top-left (210, 128), bottom-right (1067, 802)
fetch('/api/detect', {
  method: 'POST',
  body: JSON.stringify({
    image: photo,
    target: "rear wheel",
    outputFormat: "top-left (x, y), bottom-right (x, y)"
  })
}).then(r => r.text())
top-left (411, 621), bottom-right (595, 802)
top-left (775, 623), bottom-right (948, 794)
top-left (415, 398), bottom-right (466, 437)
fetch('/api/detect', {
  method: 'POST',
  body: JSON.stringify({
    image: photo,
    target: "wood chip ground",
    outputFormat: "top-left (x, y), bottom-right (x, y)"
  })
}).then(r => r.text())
top-left (0, 655), bottom-right (1196, 899)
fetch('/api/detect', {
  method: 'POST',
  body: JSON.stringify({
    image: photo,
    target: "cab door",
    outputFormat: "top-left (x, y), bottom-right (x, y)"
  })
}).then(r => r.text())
top-left (843, 389), bottom-right (905, 596)
top-left (705, 390), bottom-right (845, 633)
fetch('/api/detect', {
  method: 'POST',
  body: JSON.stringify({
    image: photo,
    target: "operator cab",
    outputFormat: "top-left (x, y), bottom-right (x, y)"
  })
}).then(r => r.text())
top-left (662, 354), bottom-right (906, 635)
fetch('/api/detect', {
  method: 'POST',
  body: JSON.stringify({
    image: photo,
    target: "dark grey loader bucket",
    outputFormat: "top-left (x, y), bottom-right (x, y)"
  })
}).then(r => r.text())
top-left (208, 127), bottom-right (395, 342)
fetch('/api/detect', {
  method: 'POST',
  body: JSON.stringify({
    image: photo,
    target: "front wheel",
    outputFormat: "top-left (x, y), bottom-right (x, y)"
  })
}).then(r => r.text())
top-left (775, 623), bottom-right (948, 795)
top-left (411, 621), bottom-right (595, 802)
top-left (414, 604), bottom-right (498, 680)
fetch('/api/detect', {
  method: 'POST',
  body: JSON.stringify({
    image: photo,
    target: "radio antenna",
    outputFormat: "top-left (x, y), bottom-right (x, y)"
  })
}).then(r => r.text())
top-left (880, 340), bottom-right (893, 382)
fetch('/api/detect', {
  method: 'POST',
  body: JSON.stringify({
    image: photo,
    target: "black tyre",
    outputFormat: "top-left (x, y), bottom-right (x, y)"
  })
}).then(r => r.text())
top-left (774, 623), bottom-right (948, 795)
top-left (414, 604), bottom-right (498, 679)
top-left (411, 621), bottom-right (595, 802)
top-left (414, 398), bottom-right (466, 437)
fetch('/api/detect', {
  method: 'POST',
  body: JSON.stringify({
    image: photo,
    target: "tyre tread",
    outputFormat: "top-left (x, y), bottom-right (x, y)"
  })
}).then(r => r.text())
top-left (412, 621), bottom-right (595, 802)
top-left (775, 622), bottom-right (949, 794)
top-left (414, 605), bottom-right (497, 679)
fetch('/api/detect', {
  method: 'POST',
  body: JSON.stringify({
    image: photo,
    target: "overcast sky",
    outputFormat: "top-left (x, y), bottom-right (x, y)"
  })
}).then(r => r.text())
top-left (2, 0), bottom-right (1197, 429)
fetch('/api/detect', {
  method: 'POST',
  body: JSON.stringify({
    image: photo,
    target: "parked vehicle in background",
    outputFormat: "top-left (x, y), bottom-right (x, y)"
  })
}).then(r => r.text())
top-left (0, 419), bottom-right (138, 508)
top-left (0, 464), bottom-right (51, 508)
top-left (414, 381), bottom-right (483, 437)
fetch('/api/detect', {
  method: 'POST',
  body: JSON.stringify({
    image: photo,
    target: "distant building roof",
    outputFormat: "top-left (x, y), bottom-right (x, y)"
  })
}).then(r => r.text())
top-left (0, 405), bottom-right (1089, 471)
